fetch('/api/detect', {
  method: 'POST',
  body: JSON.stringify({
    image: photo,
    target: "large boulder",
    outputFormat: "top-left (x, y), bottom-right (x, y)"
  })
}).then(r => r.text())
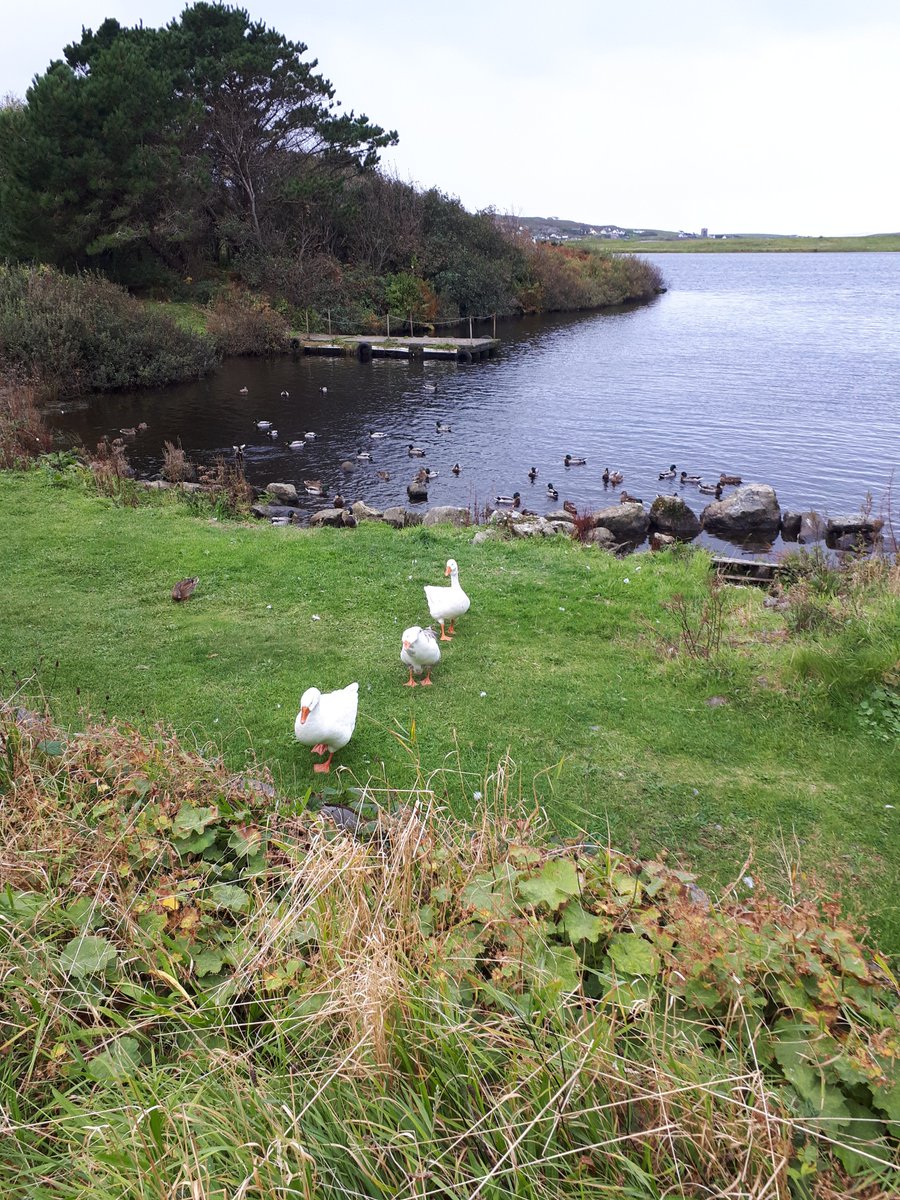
top-left (351, 500), bottom-right (384, 521)
top-left (825, 514), bottom-right (884, 548)
top-left (701, 483), bottom-right (781, 542)
top-left (586, 527), bottom-right (619, 550)
top-left (251, 503), bottom-right (297, 521)
top-left (545, 509), bottom-right (575, 524)
top-left (265, 482), bottom-right (298, 504)
top-left (422, 506), bottom-right (470, 528)
top-left (309, 507), bottom-right (350, 528)
top-left (383, 506), bottom-right (422, 529)
top-left (649, 495), bottom-right (700, 540)
top-left (589, 502), bottom-right (649, 545)
top-left (406, 483), bottom-right (429, 502)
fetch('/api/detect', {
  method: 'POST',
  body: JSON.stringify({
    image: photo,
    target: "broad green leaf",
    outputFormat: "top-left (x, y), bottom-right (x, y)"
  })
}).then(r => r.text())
top-left (461, 865), bottom-right (519, 918)
top-left (58, 935), bottom-right (118, 977)
top-left (228, 826), bottom-right (263, 856)
top-left (431, 886), bottom-right (452, 903)
top-left (173, 830), bottom-right (218, 855)
top-left (529, 943), bottom-right (581, 993)
top-left (193, 949), bottom-right (227, 977)
top-left (206, 884), bottom-right (250, 913)
top-left (87, 1037), bottom-right (142, 1082)
top-left (517, 859), bottom-right (580, 911)
top-left (36, 739), bottom-right (65, 757)
top-left (607, 933), bottom-right (660, 977)
top-left (172, 804), bottom-right (218, 838)
top-left (559, 902), bottom-right (611, 944)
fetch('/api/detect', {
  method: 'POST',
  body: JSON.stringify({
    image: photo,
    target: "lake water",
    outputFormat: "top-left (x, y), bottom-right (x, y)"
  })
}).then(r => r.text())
top-left (52, 253), bottom-right (900, 551)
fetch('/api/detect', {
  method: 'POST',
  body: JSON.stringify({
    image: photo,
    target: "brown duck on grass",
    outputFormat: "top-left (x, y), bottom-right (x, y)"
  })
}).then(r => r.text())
top-left (171, 577), bottom-right (199, 603)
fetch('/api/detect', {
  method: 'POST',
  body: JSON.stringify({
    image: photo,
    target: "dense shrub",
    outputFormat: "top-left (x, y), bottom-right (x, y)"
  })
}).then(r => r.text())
top-left (204, 285), bottom-right (290, 355)
top-left (0, 264), bottom-right (219, 397)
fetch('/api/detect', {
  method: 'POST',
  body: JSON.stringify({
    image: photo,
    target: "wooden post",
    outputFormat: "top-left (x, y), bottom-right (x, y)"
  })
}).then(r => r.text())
top-left (409, 312), bottom-right (413, 337)
top-left (387, 312), bottom-right (391, 337)
top-left (492, 312), bottom-right (497, 338)
top-left (468, 316), bottom-right (473, 340)
top-left (327, 309), bottom-right (331, 337)
top-left (305, 310), bottom-right (309, 335)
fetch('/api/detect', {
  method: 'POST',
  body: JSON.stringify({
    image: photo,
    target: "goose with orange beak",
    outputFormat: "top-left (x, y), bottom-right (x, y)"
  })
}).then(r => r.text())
top-left (294, 682), bottom-right (359, 773)
top-left (424, 558), bottom-right (470, 642)
top-left (401, 625), bottom-right (441, 687)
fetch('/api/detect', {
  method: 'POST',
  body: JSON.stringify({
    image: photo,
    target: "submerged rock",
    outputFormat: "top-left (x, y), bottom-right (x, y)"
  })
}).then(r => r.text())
top-left (701, 484), bottom-right (780, 542)
top-left (799, 511), bottom-right (827, 543)
top-left (825, 515), bottom-right (884, 548)
top-left (781, 511), bottom-right (802, 541)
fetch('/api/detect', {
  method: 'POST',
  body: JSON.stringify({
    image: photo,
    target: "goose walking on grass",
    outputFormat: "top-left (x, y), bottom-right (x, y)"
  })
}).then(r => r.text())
top-left (401, 625), bottom-right (441, 687)
top-left (294, 683), bottom-right (359, 773)
top-left (425, 558), bottom-right (470, 642)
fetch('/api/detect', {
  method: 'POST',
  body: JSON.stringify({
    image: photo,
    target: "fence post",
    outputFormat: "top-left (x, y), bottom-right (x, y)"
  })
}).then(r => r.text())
top-left (492, 312), bottom-right (496, 338)
top-left (327, 309), bottom-right (331, 337)
top-left (468, 317), bottom-right (473, 339)
top-left (409, 312), bottom-right (413, 337)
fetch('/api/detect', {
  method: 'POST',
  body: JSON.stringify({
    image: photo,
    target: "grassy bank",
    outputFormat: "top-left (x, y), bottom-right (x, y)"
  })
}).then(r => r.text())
top-left (595, 233), bottom-right (900, 254)
top-left (2, 699), bottom-right (898, 1197)
top-left (1, 469), bottom-right (898, 955)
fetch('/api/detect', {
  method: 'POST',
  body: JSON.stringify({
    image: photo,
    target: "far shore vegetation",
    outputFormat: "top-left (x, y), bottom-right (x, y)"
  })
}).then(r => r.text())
top-left (596, 232), bottom-right (900, 254)
top-left (0, 4), bottom-right (662, 401)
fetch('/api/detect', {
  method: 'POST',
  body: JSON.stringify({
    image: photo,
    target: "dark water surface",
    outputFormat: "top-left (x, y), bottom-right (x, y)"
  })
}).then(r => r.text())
top-left (52, 253), bottom-right (899, 550)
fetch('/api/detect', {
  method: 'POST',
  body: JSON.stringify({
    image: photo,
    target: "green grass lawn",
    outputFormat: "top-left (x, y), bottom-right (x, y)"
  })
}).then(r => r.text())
top-left (2, 469), bottom-right (898, 949)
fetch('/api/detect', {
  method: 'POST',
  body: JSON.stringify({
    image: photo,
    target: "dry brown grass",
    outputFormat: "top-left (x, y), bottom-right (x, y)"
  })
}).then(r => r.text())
top-left (0, 373), bottom-right (52, 466)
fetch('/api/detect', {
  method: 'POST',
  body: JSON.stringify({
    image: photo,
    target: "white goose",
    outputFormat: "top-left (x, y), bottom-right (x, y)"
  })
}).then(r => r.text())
top-left (294, 683), bottom-right (359, 773)
top-left (424, 558), bottom-right (470, 642)
top-left (401, 625), bottom-right (441, 687)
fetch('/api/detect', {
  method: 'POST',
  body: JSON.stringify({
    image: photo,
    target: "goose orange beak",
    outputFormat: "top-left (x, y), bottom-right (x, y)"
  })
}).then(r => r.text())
top-left (299, 706), bottom-right (310, 724)
top-left (444, 565), bottom-right (451, 576)
top-left (402, 640), bottom-right (411, 649)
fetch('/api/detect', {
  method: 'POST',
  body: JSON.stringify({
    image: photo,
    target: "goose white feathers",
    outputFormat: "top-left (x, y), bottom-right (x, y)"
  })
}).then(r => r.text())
top-left (294, 682), bottom-right (359, 772)
top-left (424, 558), bottom-right (470, 641)
top-left (401, 625), bottom-right (441, 686)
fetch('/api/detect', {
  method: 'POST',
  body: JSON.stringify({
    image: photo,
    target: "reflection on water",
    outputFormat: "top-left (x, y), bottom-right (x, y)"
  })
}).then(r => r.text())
top-left (52, 253), bottom-right (900, 553)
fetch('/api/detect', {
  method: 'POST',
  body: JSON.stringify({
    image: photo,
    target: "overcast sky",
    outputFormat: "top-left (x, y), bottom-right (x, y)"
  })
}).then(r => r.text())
top-left (4, 1), bottom-right (899, 235)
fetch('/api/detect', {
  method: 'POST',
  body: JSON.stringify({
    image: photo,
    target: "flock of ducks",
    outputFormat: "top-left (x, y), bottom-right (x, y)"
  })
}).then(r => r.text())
top-left (237, 386), bottom-right (744, 522)
top-left (294, 558), bottom-right (470, 771)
